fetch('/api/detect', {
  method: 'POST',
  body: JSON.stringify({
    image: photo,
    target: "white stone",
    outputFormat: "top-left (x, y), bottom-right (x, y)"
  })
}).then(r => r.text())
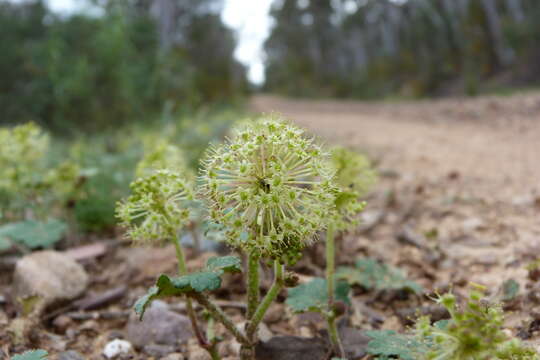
top-left (103, 339), bottom-right (133, 359)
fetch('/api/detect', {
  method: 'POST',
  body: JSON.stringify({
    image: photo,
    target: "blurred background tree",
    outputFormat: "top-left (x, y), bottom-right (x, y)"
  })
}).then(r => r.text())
top-left (264, 0), bottom-right (540, 98)
top-left (0, 0), bottom-right (247, 134)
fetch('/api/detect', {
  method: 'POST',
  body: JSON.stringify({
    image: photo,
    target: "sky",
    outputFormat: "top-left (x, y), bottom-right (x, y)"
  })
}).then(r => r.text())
top-left (19, 0), bottom-right (274, 84)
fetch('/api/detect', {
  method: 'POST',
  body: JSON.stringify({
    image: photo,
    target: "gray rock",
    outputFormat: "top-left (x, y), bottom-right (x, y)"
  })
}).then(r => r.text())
top-left (340, 327), bottom-right (370, 359)
top-left (126, 300), bottom-right (193, 348)
top-left (255, 336), bottom-right (327, 360)
top-left (13, 250), bottom-right (89, 307)
top-left (57, 350), bottom-right (85, 360)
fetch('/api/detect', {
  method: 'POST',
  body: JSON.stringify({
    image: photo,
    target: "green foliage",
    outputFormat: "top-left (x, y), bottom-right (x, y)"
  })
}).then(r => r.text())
top-left (0, 1), bottom-right (247, 134)
top-left (366, 330), bottom-right (425, 360)
top-left (336, 258), bottom-right (423, 294)
top-left (0, 123), bottom-right (81, 223)
top-left (366, 286), bottom-right (540, 360)
top-left (11, 350), bottom-right (48, 360)
top-left (418, 287), bottom-right (539, 360)
top-left (135, 256), bottom-right (242, 319)
top-left (264, 0), bottom-right (540, 98)
top-left (286, 277), bottom-right (350, 313)
top-left (0, 219), bottom-right (67, 250)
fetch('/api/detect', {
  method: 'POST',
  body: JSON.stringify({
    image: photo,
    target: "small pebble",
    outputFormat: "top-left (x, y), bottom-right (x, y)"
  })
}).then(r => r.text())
top-left (103, 339), bottom-right (133, 359)
top-left (53, 315), bottom-right (73, 333)
top-left (162, 353), bottom-right (184, 360)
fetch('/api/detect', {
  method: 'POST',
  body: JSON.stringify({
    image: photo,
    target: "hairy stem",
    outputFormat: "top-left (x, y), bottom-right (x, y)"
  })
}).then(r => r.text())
top-left (325, 224), bottom-right (345, 357)
top-left (190, 292), bottom-right (250, 346)
top-left (172, 235), bottom-right (210, 352)
top-left (326, 223), bottom-right (336, 307)
top-left (246, 260), bottom-right (284, 338)
top-left (326, 311), bottom-right (345, 358)
top-left (246, 251), bottom-right (260, 319)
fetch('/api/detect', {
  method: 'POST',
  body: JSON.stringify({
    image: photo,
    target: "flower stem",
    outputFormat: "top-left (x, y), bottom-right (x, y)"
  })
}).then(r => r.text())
top-left (326, 224), bottom-right (336, 306)
top-left (246, 260), bottom-right (284, 338)
top-left (246, 251), bottom-right (260, 319)
top-left (325, 224), bottom-right (345, 357)
top-left (190, 292), bottom-right (250, 346)
top-left (172, 235), bottom-right (212, 356)
top-left (326, 311), bottom-right (345, 358)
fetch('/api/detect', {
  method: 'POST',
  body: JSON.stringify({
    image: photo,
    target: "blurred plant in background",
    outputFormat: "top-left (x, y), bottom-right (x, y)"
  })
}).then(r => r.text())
top-left (0, 123), bottom-right (81, 251)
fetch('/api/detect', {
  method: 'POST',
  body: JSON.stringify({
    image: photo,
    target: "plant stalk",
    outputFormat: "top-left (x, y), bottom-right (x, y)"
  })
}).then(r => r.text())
top-left (246, 250), bottom-right (260, 319)
top-left (325, 223), bottom-right (345, 357)
top-left (172, 235), bottom-right (214, 356)
top-left (246, 260), bottom-right (284, 338)
top-left (190, 292), bottom-right (250, 346)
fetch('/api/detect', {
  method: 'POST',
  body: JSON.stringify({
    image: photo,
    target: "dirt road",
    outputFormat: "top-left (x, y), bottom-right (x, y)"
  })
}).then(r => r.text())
top-left (251, 94), bottom-right (540, 302)
top-left (252, 94), bottom-right (540, 202)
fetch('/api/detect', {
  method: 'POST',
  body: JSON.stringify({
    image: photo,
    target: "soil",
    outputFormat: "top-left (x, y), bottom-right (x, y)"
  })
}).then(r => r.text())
top-left (1, 92), bottom-right (540, 359)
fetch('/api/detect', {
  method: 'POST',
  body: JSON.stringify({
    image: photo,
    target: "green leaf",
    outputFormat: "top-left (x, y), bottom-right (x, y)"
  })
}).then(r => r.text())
top-left (336, 258), bottom-right (423, 294)
top-left (134, 256), bottom-right (241, 320)
top-left (135, 272), bottom-right (222, 319)
top-left (501, 279), bottom-right (520, 302)
top-left (205, 255), bottom-right (242, 274)
top-left (0, 219), bottom-right (67, 249)
top-left (12, 349), bottom-right (48, 360)
top-left (286, 277), bottom-right (350, 313)
top-left (366, 330), bottom-right (425, 360)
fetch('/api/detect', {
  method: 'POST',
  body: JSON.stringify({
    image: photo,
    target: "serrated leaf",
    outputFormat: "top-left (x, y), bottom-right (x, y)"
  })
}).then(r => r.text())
top-left (0, 219), bottom-right (66, 249)
top-left (286, 277), bottom-right (350, 313)
top-left (12, 349), bottom-right (48, 360)
top-left (134, 272), bottom-right (222, 319)
top-left (206, 256), bottom-right (241, 274)
top-left (336, 258), bottom-right (423, 294)
top-left (366, 330), bottom-right (425, 360)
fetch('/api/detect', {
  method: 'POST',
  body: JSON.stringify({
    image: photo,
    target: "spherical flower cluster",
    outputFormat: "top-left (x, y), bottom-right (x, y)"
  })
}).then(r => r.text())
top-left (328, 146), bottom-right (375, 232)
top-left (135, 141), bottom-right (191, 179)
top-left (330, 146), bottom-right (376, 197)
top-left (45, 161), bottom-right (81, 199)
top-left (116, 170), bottom-right (194, 244)
top-left (0, 123), bottom-right (49, 190)
top-left (200, 117), bottom-right (337, 260)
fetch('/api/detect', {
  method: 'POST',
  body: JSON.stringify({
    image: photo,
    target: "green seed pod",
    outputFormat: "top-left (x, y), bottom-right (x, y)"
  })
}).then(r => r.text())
top-left (200, 116), bottom-right (336, 261)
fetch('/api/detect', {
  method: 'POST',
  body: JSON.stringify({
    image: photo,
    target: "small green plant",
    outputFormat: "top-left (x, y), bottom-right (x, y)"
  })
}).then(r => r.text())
top-left (366, 285), bottom-right (540, 360)
top-left (286, 145), bottom-right (375, 358)
top-left (0, 123), bottom-right (80, 251)
top-left (119, 117), bottom-right (339, 360)
top-left (11, 349), bottom-right (48, 360)
top-left (336, 258), bottom-right (423, 294)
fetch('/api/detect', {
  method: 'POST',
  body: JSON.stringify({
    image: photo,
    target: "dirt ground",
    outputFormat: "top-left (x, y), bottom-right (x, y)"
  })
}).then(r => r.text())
top-left (2, 93), bottom-right (540, 359)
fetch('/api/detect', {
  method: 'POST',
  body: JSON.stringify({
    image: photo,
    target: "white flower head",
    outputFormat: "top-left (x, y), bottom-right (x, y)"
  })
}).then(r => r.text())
top-left (200, 116), bottom-right (336, 261)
